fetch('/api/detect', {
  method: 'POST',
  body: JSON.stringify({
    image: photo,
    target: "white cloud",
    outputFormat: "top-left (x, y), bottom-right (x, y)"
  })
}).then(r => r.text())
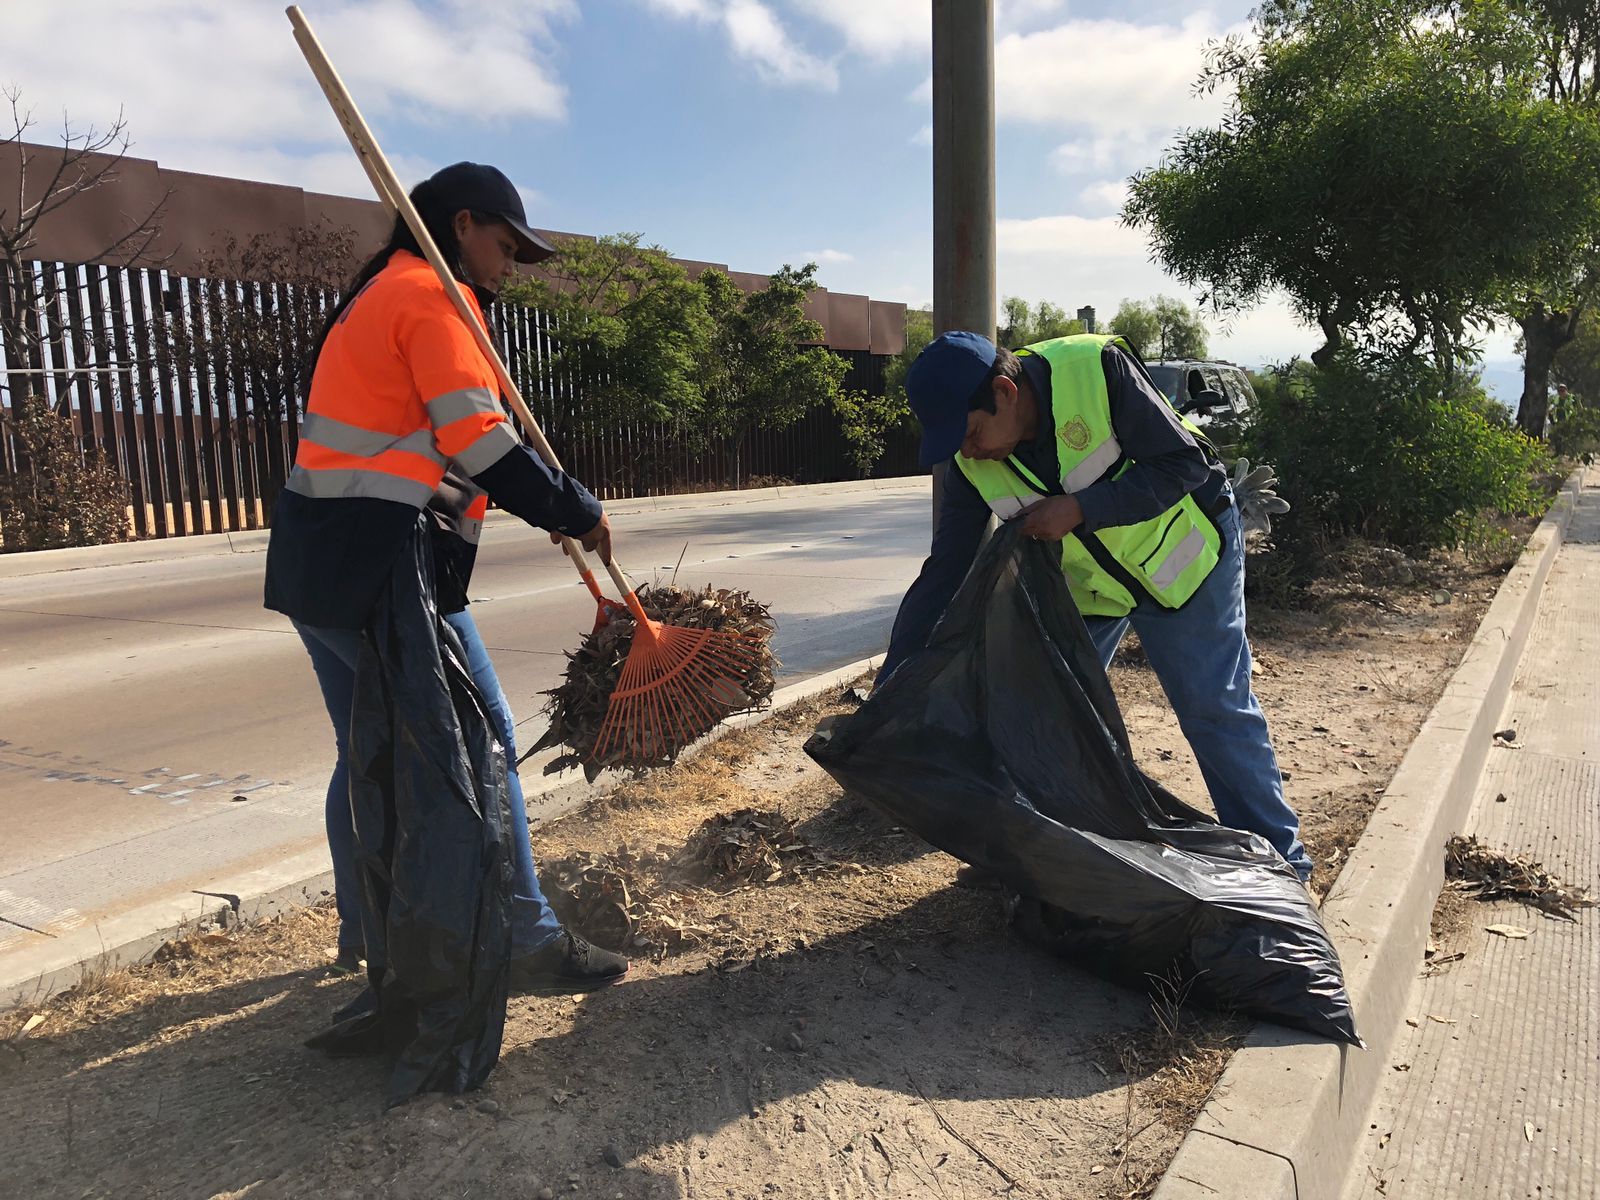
top-left (997, 0), bottom-right (1068, 34)
top-left (998, 213), bottom-right (1149, 259)
top-left (996, 14), bottom-right (1243, 138)
top-left (801, 0), bottom-right (930, 58)
top-left (4, 1), bottom-right (574, 195)
top-left (804, 248), bottom-right (854, 264)
top-left (642, 0), bottom-right (718, 19)
top-left (1078, 179), bottom-right (1129, 214)
top-left (724, 0), bottom-right (839, 88)
top-left (910, 123), bottom-right (933, 147)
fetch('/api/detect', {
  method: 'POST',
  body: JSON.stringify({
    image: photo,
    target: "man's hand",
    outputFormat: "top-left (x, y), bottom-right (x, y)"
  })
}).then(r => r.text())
top-left (1019, 494), bottom-right (1084, 542)
top-left (551, 512), bottom-right (613, 565)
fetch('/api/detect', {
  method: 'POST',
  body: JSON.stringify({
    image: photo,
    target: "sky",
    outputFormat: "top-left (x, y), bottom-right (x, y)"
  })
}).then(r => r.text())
top-left (6, 0), bottom-right (1521, 371)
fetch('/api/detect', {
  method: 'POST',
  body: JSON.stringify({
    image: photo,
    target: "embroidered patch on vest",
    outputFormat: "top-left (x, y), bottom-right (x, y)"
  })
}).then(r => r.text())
top-left (1059, 416), bottom-right (1091, 451)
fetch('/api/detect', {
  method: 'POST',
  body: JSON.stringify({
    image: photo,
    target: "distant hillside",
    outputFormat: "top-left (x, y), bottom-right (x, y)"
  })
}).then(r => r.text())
top-left (1478, 360), bottom-right (1523, 409)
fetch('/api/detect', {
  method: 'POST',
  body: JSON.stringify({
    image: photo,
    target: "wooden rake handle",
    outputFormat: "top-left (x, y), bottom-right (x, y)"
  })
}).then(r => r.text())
top-left (285, 5), bottom-right (639, 610)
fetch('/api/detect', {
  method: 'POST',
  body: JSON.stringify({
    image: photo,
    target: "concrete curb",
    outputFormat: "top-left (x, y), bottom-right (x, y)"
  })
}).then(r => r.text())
top-left (0, 476), bottom-right (927, 579)
top-left (1153, 470), bottom-right (1588, 1200)
top-left (0, 655), bottom-right (881, 1014)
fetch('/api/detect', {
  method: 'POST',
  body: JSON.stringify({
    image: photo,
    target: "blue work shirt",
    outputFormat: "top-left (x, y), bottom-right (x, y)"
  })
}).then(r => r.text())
top-left (880, 345), bottom-right (1230, 680)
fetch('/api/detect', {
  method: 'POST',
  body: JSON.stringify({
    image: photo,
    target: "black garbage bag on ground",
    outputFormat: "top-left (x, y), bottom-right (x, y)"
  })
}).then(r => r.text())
top-left (306, 519), bottom-right (516, 1104)
top-left (805, 522), bottom-right (1359, 1045)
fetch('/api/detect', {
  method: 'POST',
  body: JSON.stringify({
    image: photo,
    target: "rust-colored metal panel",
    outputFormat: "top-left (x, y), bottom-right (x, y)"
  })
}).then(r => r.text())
top-left (800, 287), bottom-right (830, 345)
top-left (301, 189), bottom-right (390, 255)
top-left (673, 258), bottom-right (728, 280)
top-left (826, 292), bottom-right (871, 352)
top-left (0, 144), bottom-right (166, 269)
top-left (870, 300), bottom-right (908, 355)
top-left (726, 269), bottom-right (769, 294)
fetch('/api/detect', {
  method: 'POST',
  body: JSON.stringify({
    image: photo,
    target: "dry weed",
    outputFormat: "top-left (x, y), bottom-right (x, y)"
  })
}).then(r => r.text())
top-left (1446, 834), bottom-right (1596, 920)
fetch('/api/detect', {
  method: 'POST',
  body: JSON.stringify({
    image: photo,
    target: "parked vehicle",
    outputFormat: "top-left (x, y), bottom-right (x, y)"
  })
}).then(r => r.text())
top-left (1145, 359), bottom-right (1258, 426)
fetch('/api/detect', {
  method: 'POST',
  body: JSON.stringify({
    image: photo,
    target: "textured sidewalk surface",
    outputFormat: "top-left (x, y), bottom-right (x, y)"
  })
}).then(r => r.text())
top-left (1345, 470), bottom-right (1600, 1200)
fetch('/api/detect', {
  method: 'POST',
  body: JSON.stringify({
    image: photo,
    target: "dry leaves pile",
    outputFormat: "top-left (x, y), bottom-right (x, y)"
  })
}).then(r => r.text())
top-left (532, 584), bottom-right (777, 779)
top-left (543, 809), bottom-right (842, 958)
top-left (542, 847), bottom-right (721, 958)
top-left (1445, 834), bottom-right (1596, 920)
top-left (682, 808), bottom-right (837, 889)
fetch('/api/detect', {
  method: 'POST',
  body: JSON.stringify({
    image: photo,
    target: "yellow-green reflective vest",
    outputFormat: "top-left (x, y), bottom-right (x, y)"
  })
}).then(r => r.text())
top-left (955, 334), bottom-right (1223, 618)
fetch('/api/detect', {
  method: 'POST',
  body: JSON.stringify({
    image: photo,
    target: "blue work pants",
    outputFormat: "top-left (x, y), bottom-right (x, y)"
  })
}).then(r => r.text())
top-left (294, 609), bottom-right (563, 956)
top-left (1085, 505), bottom-right (1312, 880)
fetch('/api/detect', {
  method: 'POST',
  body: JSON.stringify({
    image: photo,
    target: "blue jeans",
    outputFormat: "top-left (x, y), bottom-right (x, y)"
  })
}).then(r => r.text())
top-left (295, 609), bottom-right (564, 955)
top-left (1085, 505), bottom-right (1312, 880)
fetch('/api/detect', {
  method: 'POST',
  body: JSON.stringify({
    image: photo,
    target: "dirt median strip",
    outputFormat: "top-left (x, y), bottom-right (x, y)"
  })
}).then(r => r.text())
top-left (0, 523), bottom-right (1534, 1199)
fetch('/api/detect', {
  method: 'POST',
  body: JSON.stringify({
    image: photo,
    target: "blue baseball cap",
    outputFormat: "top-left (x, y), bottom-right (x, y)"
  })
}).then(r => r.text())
top-left (907, 331), bottom-right (998, 466)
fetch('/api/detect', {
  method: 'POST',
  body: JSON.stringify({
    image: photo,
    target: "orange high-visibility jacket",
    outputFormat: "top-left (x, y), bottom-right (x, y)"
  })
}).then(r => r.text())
top-left (286, 250), bottom-right (519, 506)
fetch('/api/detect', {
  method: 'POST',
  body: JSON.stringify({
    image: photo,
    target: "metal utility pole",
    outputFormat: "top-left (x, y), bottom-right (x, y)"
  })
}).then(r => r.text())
top-left (930, 0), bottom-right (996, 532)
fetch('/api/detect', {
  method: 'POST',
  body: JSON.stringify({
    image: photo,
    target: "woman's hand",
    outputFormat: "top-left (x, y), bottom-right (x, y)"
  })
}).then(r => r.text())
top-left (1019, 494), bottom-right (1084, 542)
top-left (551, 512), bottom-right (613, 565)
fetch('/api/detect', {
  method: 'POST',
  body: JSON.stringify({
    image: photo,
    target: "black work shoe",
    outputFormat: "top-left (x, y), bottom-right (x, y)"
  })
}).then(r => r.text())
top-left (509, 929), bottom-right (629, 995)
top-left (330, 947), bottom-right (365, 976)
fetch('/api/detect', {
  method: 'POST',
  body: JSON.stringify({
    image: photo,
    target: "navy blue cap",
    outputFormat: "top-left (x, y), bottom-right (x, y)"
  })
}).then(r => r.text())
top-left (907, 330), bottom-right (998, 467)
top-left (418, 162), bottom-right (558, 264)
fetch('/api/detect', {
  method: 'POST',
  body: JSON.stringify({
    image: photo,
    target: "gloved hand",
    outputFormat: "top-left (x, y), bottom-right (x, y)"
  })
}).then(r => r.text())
top-left (1229, 457), bottom-right (1291, 535)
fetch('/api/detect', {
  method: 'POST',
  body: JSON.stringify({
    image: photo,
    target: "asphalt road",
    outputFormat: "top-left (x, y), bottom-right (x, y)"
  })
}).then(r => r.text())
top-left (0, 481), bottom-right (930, 958)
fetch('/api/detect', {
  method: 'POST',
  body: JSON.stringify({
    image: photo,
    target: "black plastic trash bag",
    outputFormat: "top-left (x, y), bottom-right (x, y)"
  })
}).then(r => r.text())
top-left (306, 519), bottom-right (517, 1104)
top-left (805, 521), bottom-right (1359, 1045)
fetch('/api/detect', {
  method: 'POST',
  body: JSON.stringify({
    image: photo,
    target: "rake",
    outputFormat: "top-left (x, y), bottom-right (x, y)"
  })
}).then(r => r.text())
top-left (287, 6), bottom-right (770, 766)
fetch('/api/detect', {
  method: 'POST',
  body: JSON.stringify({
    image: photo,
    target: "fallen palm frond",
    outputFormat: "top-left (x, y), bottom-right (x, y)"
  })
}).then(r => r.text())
top-left (533, 584), bottom-right (777, 779)
top-left (1445, 834), bottom-right (1596, 921)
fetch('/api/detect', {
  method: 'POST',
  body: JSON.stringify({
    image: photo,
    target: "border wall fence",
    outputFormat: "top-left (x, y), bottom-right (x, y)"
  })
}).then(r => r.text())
top-left (0, 142), bottom-right (914, 545)
top-left (0, 256), bottom-right (914, 542)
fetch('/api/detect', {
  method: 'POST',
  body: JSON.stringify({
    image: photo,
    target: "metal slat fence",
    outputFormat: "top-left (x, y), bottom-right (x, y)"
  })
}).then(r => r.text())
top-left (0, 259), bottom-right (917, 542)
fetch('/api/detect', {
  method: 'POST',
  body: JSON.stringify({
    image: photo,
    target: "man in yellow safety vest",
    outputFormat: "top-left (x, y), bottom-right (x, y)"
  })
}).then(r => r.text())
top-left (880, 331), bottom-right (1310, 882)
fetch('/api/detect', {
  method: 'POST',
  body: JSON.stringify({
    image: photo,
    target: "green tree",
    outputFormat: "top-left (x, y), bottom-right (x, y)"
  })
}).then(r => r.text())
top-left (1108, 296), bottom-right (1208, 361)
top-left (500, 233), bottom-right (710, 440)
top-left (828, 306), bottom-right (928, 479)
top-left (1124, 0), bottom-right (1600, 395)
top-left (1246, 350), bottom-right (1549, 558)
top-left (695, 262), bottom-right (848, 486)
top-left (883, 307), bottom-right (934, 408)
top-left (1553, 307), bottom-right (1600, 405)
top-left (998, 297), bottom-right (1083, 347)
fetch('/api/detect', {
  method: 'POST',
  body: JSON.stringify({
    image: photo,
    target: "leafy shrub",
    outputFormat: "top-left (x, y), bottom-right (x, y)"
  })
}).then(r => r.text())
top-left (1550, 403), bottom-right (1600, 464)
top-left (0, 396), bottom-right (130, 552)
top-left (831, 389), bottom-right (912, 478)
top-left (1246, 354), bottom-right (1550, 559)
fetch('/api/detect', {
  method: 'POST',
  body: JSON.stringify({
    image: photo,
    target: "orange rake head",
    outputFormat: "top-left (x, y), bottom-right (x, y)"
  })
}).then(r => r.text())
top-left (589, 593), bottom-right (771, 767)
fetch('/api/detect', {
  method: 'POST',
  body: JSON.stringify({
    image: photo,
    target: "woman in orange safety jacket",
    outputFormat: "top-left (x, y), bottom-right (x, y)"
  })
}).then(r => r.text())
top-left (265, 162), bottom-right (627, 993)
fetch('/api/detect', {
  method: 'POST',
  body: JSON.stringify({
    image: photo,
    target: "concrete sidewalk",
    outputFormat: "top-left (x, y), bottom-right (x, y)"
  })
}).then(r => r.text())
top-left (1155, 467), bottom-right (1588, 1200)
top-left (1342, 473), bottom-right (1599, 1199)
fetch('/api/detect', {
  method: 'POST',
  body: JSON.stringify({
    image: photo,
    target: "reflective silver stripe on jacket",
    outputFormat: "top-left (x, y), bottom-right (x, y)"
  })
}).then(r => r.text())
top-left (299, 412), bottom-right (445, 465)
top-left (285, 464), bottom-right (437, 507)
top-left (450, 421), bottom-right (520, 475)
top-left (425, 386), bottom-right (500, 427)
top-left (983, 493), bottom-right (1046, 521)
top-left (1149, 528), bottom-right (1209, 590)
top-left (1062, 434), bottom-right (1121, 493)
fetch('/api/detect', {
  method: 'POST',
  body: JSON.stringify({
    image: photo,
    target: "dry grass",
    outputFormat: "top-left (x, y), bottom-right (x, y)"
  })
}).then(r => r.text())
top-left (0, 906), bottom-right (340, 1046)
top-left (1096, 970), bottom-right (1248, 1199)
